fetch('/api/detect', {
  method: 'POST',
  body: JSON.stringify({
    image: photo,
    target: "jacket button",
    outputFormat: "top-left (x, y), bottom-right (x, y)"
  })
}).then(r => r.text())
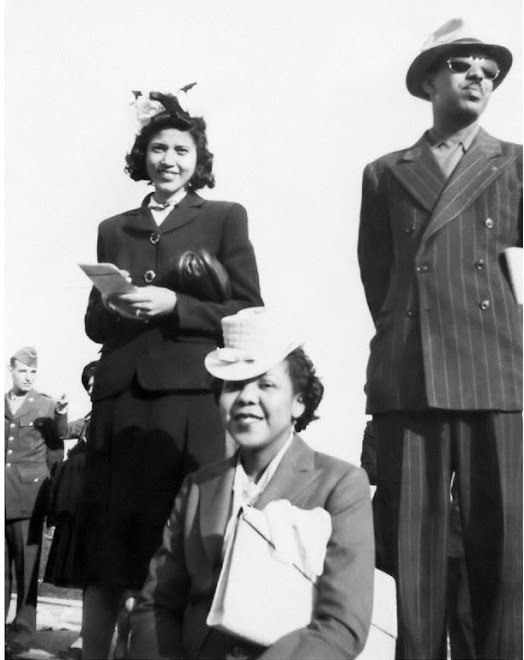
top-left (416, 264), bottom-right (429, 273)
top-left (144, 269), bottom-right (156, 283)
top-left (479, 299), bottom-right (491, 310)
top-left (404, 226), bottom-right (415, 235)
top-left (33, 478), bottom-right (39, 483)
top-left (475, 259), bottom-right (485, 270)
top-left (10, 423), bottom-right (15, 428)
top-left (484, 218), bottom-right (494, 229)
top-left (149, 232), bottom-right (160, 245)
top-left (407, 309), bottom-right (417, 318)
top-left (6, 463), bottom-right (11, 468)
top-left (7, 450), bottom-right (12, 455)
top-left (29, 422), bottom-right (33, 426)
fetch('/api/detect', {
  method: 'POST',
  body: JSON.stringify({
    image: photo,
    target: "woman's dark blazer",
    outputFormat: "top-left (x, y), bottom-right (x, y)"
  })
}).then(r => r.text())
top-left (85, 191), bottom-right (263, 401)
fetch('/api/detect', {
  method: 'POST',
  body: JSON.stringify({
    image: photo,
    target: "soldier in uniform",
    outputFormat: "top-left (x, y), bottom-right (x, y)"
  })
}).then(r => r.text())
top-left (5, 346), bottom-right (68, 653)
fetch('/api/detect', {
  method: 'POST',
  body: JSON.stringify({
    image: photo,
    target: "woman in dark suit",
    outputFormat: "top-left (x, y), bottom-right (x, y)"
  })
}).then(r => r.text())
top-left (129, 308), bottom-right (374, 660)
top-left (81, 89), bottom-right (262, 659)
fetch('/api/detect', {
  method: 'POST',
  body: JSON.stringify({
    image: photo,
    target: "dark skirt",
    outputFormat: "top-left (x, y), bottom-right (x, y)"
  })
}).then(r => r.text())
top-left (80, 379), bottom-right (223, 589)
top-left (44, 441), bottom-right (87, 587)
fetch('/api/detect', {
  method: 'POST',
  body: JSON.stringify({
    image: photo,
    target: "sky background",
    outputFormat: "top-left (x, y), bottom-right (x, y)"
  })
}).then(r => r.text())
top-left (4, 0), bottom-right (522, 464)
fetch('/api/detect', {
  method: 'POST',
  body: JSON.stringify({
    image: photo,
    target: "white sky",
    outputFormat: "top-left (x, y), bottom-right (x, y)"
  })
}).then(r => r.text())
top-left (4, 0), bottom-right (522, 464)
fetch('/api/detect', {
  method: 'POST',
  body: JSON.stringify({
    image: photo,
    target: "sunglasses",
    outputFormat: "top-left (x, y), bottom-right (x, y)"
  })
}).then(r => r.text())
top-left (446, 56), bottom-right (500, 81)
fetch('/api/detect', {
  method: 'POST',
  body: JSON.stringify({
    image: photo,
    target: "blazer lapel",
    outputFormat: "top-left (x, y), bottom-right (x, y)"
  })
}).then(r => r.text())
top-left (255, 436), bottom-right (323, 510)
top-left (199, 457), bottom-right (236, 562)
top-left (390, 135), bottom-right (446, 212)
top-left (156, 191), bottom-right (205, 235)
top-left (422, 129), bottom-right (515, 242)
top-left (11, 389), bottom-right (39, 420)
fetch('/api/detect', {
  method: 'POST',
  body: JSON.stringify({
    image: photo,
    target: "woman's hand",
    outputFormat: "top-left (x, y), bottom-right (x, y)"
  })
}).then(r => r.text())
top-left (116, 286), bottom-right (178, 320)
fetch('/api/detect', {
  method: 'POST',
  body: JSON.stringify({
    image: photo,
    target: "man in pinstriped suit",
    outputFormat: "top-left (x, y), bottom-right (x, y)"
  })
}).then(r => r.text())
top-left (358, 19), bottom-right (522, 660)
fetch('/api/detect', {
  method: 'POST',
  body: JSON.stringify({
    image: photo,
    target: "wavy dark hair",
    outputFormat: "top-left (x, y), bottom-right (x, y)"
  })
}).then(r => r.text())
top-left (125, 113), bottom-right (215, 190)
top-left (208, 346), bottom-right (324, 433)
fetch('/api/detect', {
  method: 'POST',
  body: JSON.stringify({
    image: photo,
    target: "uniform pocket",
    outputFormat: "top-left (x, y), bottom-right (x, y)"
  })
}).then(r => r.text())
top-left (18, 465), bottom-right (49, 484)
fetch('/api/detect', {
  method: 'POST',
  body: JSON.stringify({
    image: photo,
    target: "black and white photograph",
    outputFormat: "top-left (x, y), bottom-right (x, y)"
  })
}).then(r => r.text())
top-left (4, 1), bottom-right (522, 658)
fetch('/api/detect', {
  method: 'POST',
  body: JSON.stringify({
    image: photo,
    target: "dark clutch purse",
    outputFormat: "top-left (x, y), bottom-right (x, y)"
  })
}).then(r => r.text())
top-left (176, 250), bottom-right (232, 302)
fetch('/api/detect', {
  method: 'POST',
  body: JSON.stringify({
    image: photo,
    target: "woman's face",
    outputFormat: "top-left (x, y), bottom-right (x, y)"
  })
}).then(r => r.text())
top-left (145, 128), bottom-right (197, 200)
top-left (219, 360), bottom-right (305, 458)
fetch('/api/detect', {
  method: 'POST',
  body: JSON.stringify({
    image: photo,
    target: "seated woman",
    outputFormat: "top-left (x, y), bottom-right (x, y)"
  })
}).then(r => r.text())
top-left (129, 307), bottom-right (374, 660)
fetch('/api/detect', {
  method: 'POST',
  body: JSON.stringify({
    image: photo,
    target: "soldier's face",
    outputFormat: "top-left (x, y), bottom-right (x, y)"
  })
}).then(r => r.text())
top-left (424, 51), bottom-right (495, 123)
top-left (9, 360), bottom-right (37, 394)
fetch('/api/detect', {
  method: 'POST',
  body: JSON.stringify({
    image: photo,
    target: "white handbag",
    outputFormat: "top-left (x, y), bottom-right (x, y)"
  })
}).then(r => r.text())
top-left (206, 505), bottom-right (397, 657)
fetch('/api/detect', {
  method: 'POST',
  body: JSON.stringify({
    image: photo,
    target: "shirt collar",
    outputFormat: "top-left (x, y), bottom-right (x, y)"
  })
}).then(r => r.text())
top-left (148, 187), bottom-right (188, 210)
top-left (427, 123), bottom-right (480, 151)
top-left (233, 431), bottom-right (295, 506)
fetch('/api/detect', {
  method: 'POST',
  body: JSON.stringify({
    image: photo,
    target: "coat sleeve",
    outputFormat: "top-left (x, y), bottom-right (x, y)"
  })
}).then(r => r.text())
top-left (174, 203), bottom-right (263, 333)
top-left (357, 161), bottom-right (394, 323)
top-left (258, 467), bottom-right (375, 660)
top-left (129, 478), bottom-right (192, 660)
top-left (84, 227), bottom-right (127, 344)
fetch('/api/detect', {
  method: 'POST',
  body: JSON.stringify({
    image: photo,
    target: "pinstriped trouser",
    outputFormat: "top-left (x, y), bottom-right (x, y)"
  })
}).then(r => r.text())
top-left (373, 411), bottom-right (522, 660)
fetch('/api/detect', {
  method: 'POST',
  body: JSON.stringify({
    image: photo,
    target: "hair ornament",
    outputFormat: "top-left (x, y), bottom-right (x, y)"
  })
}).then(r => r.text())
top-left (131, 83), bottom-right (198, 127)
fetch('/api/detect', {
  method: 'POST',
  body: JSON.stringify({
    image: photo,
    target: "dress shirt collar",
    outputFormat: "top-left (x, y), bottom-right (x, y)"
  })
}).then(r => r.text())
top-left (427, 123), bottom-right (480, 152)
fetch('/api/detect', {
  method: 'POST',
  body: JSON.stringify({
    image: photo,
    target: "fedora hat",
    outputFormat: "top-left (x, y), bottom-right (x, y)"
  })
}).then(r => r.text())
top-left (205, 307), bottom-right (301, 381)
top-left (406, 18), bottom-right (512, 100)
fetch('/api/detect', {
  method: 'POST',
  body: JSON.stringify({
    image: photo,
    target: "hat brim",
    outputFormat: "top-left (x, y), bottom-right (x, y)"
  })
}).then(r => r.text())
top-left (205, 340), bottom-right (301, 381)
top-left (406, 42), bottom-right (513, 100)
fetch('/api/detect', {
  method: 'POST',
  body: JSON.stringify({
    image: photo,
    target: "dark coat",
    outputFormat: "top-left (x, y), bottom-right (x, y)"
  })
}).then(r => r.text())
top-left (86, 191), bottom-right (263, 401)
top-left (5, 389), bottom-right (65, 520)
top-left (358, 129), bottom-right (522, 413)
top-left (129, 436), bottom-right (374, 660)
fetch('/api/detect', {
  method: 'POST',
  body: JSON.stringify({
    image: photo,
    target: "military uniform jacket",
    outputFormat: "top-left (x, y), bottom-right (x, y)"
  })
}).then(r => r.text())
top-left (85, 191), bottom-right (263, 401)
top-left (5, 389), bottom-right (65, 519)
top-left (358, 129), bottom-right (522, 413)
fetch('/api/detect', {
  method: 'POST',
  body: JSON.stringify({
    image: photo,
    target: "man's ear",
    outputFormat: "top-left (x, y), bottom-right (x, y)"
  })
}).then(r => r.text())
top-left (422, 73), bottom-right (435, 98)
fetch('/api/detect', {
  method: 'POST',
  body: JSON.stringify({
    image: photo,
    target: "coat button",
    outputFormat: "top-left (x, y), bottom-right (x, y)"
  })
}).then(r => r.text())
top-left (10, 424), bottom-right (15, 428)
top-left (144, 269), bottom-right (156, 283)
top-left (8, 437), bottom-right (13, 441)
top-left (407, 309), bottom-right (417, 318)
top-left (29, 422), bottom-right (33, 426)
top-left (404, 226), bottom-right (415, 235)
top-left (6, 463), bottom-right (11, 468)
top-left (7, 450), bottom-right (13, 455)
top-left (416, 264), bottom-right (429, 273)
top-left (475, 259), bottom-right (485, 270)
top-left (149, 232), bottom-right (160, 245)
top-left (33, 478), bottom-right (39, 482)
top-left (479, 299), bottom-right (491, 310)
top-left (484, 218), bottom-right (494, 229)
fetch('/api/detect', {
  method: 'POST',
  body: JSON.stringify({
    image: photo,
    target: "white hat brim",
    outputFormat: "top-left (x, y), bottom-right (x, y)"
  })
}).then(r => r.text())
top-left (205, 340), bottom-right (301, 381)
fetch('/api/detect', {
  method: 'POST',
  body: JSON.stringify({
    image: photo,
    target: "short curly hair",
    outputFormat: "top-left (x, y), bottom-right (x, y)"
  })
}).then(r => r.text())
top-left (208, 347), bottom-right (324, 433)
top-left (125, 113), bottom-right (215, 190)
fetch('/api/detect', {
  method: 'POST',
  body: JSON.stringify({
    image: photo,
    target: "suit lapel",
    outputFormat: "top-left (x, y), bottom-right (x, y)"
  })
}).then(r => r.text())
top-left (11, 389), bottom-right (39, 420)
top-left (422, 129), bottom-right (515, 242)
top-left (156, 191), bottom-right (205, 235)
top-left (120, 191), bottom-right (205, 235)
top-left (254, 436), bottom-right (322, 510)
top-left (199, 457), bottom-right (236, 562)
top-left (390, 135), bottom-right (446, 212)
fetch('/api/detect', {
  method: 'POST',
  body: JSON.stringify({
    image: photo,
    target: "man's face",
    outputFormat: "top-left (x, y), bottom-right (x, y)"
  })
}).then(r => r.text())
top-left (9, 360), bottom-right (37, 394)
top-left (423, 51), bottom-right (498, 124)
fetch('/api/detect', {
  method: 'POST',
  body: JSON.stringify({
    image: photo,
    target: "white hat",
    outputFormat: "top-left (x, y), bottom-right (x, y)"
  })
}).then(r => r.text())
top-left (205, 307), bottom-right (301, 380)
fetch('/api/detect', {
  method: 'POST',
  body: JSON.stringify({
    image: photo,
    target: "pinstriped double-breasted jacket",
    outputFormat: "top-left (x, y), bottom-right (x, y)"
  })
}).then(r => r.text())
top-left (358, 128), bottom-right (522, 413)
